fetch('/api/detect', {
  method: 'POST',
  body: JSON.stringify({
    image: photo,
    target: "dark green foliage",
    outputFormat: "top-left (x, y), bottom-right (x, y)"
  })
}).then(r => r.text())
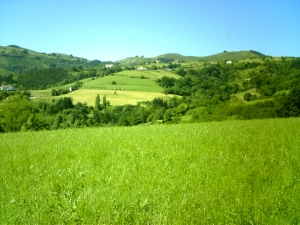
top-left (21, 115), bottom-right (49, 131)
top-left (275, 87), bottom-right (300, 117)
top-left (176, 68), bottom-right (187, 77)
top-left (156, 76), bottom-right (175, 88)
top-left (0, 75), bottom-right (14, 85)
top-left (17, 68), bottom-right (70, 89)
top-left (52, 88), bottom-right (69, 96)
top-left (95, 94), bottom-right (100, 110)
top-left (244, 93), bottom-right (252, 101)
top-left (47, 97), bottom-right (74, 115)
top-left (102, 95), bottom-right (107, 109)
top-left (0, 95), bottom-right (32, 132)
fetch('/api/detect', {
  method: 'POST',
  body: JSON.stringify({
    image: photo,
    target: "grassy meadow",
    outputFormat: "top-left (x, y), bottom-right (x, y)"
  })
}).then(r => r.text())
top-left (82, 75), bottom-right (163, 92)
top-left (63, 89), bottom-right (177, 106)
top-left (82, 70), bottom-right (180, 92)
top-left (29, 70), bottom-right (181, 106)
top-left (30, 89), bottom-right (177, 106)
top-left (1, 118), bottom-right (300, 224)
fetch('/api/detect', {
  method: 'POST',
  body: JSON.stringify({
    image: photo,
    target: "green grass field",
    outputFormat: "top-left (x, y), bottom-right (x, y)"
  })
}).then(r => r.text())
top-left (29, 70), bottom-right (181, 106)
top-left (30, 89), bottom-right (178, 106)
top-left (65, 89), bottom-right (177, 106)
top-left (117, 70), bottom-right (181, 80)
top-left (82, 70), bottom-right (180, 92)
top-left (1, 118), bottom-right (299, 224)
top-left (83, 75), bottom-right (163, 92)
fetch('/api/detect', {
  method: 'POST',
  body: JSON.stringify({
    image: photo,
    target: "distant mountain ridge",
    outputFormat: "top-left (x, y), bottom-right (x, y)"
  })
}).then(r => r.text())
top-left (116, 50), bottom-right (265, 66)
top-left (0, 45), bottom-right (266, 75)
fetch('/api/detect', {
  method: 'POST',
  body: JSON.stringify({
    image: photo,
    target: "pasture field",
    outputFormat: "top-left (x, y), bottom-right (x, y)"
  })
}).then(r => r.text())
top-left (82, 75), bottom-right (163, 92)
top-left (116, 70), bottom-right (182, 80)
top-left (30, 89), bottom-right (177, 106)
top-left (29, 70), bottom-right (181, 105)
top-left (1, 118), bottom-right (300, 224)
top-left (82, 70), bottom-right (180, 92)
top-left (63, 89), bottom-right (177, 106)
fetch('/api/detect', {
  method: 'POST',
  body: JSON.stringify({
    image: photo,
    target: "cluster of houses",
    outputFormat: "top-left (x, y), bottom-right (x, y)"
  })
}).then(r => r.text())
top-left (0, 85), bottom-right (15, 91)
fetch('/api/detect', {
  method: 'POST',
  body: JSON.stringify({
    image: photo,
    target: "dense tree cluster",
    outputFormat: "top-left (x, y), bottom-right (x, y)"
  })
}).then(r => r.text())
top-left (17, 68), bottom-right (71, 89)
top-left (0, 91), bottom-right (185, 132)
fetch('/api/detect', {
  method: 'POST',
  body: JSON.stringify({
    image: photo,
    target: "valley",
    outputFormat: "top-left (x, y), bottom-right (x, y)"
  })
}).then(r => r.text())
top-left (0, 45), bottom-right (299, 132)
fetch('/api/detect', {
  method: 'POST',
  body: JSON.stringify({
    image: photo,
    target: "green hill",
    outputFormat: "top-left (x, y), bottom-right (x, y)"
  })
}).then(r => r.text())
top-left (117, 51), bottom-right (265, 66)
top-left (81, 70), bottom-right (181, 92)
top-left (1, 45), bottom-right (265, 75)
top-left (202, 50), bottom-right (265, 61)
top-left (117, 56), bottom-right (153, 66)
top-left (0, 45), bottom-right (102, 76)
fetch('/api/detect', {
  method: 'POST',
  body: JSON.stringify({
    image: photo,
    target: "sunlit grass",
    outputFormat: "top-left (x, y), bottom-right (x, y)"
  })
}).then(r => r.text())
top-left (1, 118), bottom-right (300, 223)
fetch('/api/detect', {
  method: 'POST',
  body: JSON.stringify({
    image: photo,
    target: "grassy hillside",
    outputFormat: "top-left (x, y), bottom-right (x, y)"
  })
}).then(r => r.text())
top-left (84, 75), bottom-right (163, 91)
top-left (81, 70), bottom-right (181, 91)
top-left (155, 53), bottom-right (201, 63)
top-left (202, 50), bottom-right (264, 61)
top-left (116, 50), bottom-right (264, 66)
top-left (117, 56), bottom-right (153, 66)
top-left (1, 118), bottom-right (299, 224)
top-left (29, 70), bottom-right (181, 105)
top-left (0, 45), bottom-right (101, 76)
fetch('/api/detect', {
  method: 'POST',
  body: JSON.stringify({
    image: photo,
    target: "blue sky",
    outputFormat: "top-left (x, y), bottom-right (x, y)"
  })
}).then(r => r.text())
top-left (1, 0), bottom-right (299, 61)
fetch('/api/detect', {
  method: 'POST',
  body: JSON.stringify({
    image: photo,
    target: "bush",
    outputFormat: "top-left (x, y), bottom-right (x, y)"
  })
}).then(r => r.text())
top-left (244, 93), bottom-right (252, 101)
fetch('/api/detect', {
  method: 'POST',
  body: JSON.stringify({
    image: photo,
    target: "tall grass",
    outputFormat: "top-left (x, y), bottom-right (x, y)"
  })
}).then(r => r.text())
top-left (1, 118), bottom-right (300, 224)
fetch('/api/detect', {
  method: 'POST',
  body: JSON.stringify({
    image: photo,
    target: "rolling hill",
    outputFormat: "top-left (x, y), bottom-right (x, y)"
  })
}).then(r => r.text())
top-left (116, 50), bottom-right (265, 66)
top-left (201, 50), bottom-right (265, 61)
top-left (0, 45), bottom-right (102, 76)
top-left (0, 45), bottom-right (266, 76)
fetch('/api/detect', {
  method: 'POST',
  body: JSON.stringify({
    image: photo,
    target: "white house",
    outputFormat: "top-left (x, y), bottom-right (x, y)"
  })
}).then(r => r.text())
top-left (106, 64), bottom-right (113, 68)
top-left (226, 61), bottom-right (232, 64)
top-left (0, 85), bottom-right (15, 91)
top-left (137, 66), bottom-right (147, 70)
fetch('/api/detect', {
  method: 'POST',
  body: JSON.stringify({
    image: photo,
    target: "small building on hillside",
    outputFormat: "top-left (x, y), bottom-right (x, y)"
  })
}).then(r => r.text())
top-left (0, 85), bottom-right (15, 91)
top-left (137, 66), bottom-right (147, 70)
top-left (226, 61), bottom-right (232, 64)
top-left (106, 64), bottom-right (113, 68)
